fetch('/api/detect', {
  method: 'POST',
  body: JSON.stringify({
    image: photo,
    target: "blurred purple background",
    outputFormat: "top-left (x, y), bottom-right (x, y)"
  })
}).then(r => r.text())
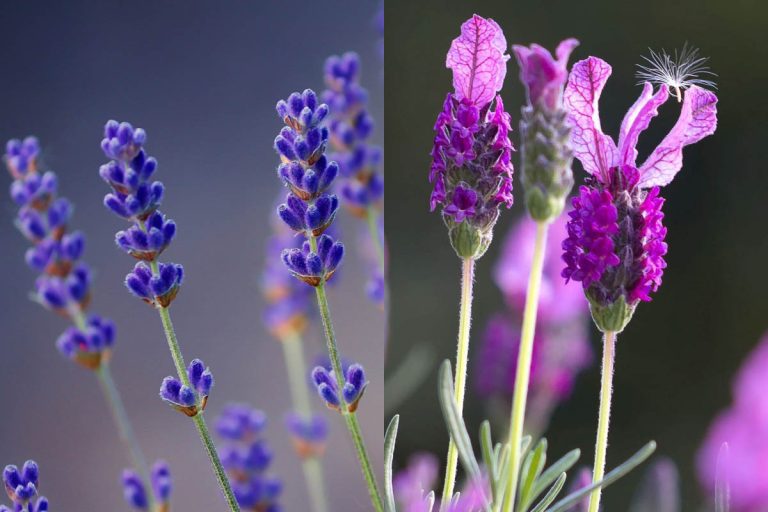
top-left (0, 2), bottom-right (383, 510)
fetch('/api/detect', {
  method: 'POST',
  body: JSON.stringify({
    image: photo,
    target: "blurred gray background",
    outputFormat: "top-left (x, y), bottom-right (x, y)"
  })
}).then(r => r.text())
top-left (0, 2), bottom-right (383, 510)
top-left (385, 0), bottom-right (767, 509)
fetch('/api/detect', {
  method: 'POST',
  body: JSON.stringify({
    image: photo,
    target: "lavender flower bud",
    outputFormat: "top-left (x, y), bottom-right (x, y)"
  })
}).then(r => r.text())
top-left (115, 211), bottom-right (176, 261)
top-left (277, 192), bottom-right (339, 237)
top-left (121, 470), bottom-right (148, 509)
top-left (4, 137), bottom-right (40, 178)
top-left (125, 262), bottom-right (184, 308)
top-left (280, 234), bottom-right (343, 287)
top-left (159, 359), bottom-right (212, 416)
top-left (121, 460), bottom-right (172, 511)
top-left (2, 460), bottom-right (47, 512)
top-left (311, 363), bottom-right (368, 413)
top-left (55, 314), bottom-right (115, 369)
top-left (285, 412), bottom-right (328, 459)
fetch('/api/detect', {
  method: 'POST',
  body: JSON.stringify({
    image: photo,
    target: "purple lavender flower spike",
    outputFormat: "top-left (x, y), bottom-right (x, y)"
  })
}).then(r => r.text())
top-left (2, 460), bottom-right (48, 512)
top-left (34, 262), bottom-right (92, 315)
top-left (125, 261), bottom-right (183, 308)
top-left (280, 234), bottom-right (343, 287)
top-left (561, 56), bottom-right (717, 332)
top-left (55, 314), bottom-right (115, 369)
top-left (430, 14), bottom-right (514, 259)
top-left (5, 137), bottom-right (41, 178)
top-left (122, 460), bottom-right (172, 511)
top-left (159, 359), bottom-right (212, 416)
top-left (277, 192), bottom-right (339, 236)
top-left (311, 362), bottom-right (367, 413)
top-left (513, 39), bottom-right (579, 221)
top-left (285, 412), bottom-right (328, 459)
top-left (10, 170), bottom-right (57, 208)
top-left (116, 211), bottom-right (176, 261)
top-left (215, 404), bottom-right (282, 511)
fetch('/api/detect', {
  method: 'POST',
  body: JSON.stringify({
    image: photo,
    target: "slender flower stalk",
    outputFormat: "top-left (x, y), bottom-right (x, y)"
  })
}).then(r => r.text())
top-left (263, 209), bottom-right (329, 512)
top-left (97, 121), bottom-right (240, 511)
top-left (3, 138), bottom-right (164, 511)
top-left (561, 53), bottom-right (718, 509)
top-left (428, 15), bottom-right (513, 503)
top-left (273, 89), bottom-right (384, 511)
top-left (502, 39), bottom-right (579, 512)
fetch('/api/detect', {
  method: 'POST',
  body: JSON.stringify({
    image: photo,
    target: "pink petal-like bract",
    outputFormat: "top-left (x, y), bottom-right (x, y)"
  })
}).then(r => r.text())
top-left (617, 82), bottom-right (669, 167)
top-left (446, 14), bottom-right (510, 108)
top-left (512, 38), bottom-right (579, 111)
top-left (638, 85), bottom-right (718, 188)
top-left (563, 57), bottom-right (618, 181)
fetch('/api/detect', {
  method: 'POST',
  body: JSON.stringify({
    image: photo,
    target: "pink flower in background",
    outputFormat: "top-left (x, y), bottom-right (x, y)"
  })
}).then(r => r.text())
top-left (513, 38), bottom-right (579, 111)
top-left (698, 333), bottom-right (768, 511)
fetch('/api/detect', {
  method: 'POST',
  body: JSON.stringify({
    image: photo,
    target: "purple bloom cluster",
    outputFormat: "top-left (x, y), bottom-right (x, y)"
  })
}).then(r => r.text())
top-left (285, 412), bottom-right (328, 460)
top-left (311, 363), bottom-right (367, 413)
top-left (698, 332), bottom-right (768, 511)
top-left (430, 15), bottom-right (514, 259)
top-left (98, 121), bottom-right (185, 309)
top-left (215, 404), bottom-right (282, 512)
top-left (477, 216), bottom-right (591, 432)
top-left (2, 461), bottom-right (48, 512)
top-left (4, 137), bottom-right (115, 368)
top-left (159, 359), bottom-right (213, 417)
top-left (322, 52), bottom-right (384, 214)
top-left (561, 57), bottom-right (717, 332)
top-left (274, 90), bottom-right (345, 287)
top-left (122, 461), bottom-right (172, 511)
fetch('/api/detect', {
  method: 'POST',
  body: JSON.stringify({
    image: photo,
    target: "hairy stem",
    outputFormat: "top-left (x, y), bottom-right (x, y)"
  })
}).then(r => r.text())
top-left (308, 235), bottom-right (384, 512)
top-left (502, 221), bottom-right (549, 512)
top-left (148, 260), bottom-right (241, 512)
top-left (441, 257), bottom-right (475, 507)
top-left (281, 332), bottom-right (329, 512)
top-left (588, 331), bottom-right (617, 512)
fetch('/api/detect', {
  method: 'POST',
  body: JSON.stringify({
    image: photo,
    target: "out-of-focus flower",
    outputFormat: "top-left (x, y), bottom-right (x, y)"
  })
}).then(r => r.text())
top-left (122, 460), bottom-right (172, 511)
top-left (2, 460), bottom-right (48, 512)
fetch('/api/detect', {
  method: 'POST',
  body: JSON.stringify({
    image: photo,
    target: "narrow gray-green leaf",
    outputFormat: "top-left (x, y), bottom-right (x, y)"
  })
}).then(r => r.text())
top-left (384, 415), bottom-right (400, 512)
top-left (530, 473), bottom-right (567, 512)
top-left (546, 441), bottom-right (657, 512)
top-left (518, 439), bottom-right (547, 511)
top-left (480, 421), bottom-right (499, 503)
top-left (531, 449), bottom-right (581, 503)
top-left (437, 360), bottom-right (481, 478)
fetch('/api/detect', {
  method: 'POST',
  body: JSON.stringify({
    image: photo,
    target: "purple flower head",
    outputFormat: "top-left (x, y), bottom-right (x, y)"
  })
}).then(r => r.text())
top-left (446, 15), bottom-right (510, 108)
top-left (55, 314), bottom-right (115, 369)
top-left (125, 261), bottom-right (184, 308)
top-left (561, 57), bottom-right (716, 331)
top-left (159, 358), bottom-right (212, 416)
top-left (698, 332), bottom-right (768, 511)
top-left (513, 39), bottom-right (579, 111)
top-left (280, 233), bottom-right (343, 287)
top-left (311, 363), bottom-right (368, 413)
top-left (4, 137), bottom-right (40, 178)
top-left (25, 231), bottom-right (85, 276)
top-left (115, 211), bottom-right (176, 261)
top-left (10, 171), bottom-right (57, 209)
top-left (276, 89), bottom-right (329, 134)
top-left (277, 192), bottom-right (339, 237)
top-left (215, 404), bottom-right (281, 511)
top-left (285, 412), bottom-right (329, 459)
top-left (15, 198), bottom-right (72, 244)
top-left (431, 18), bottom-right (514, 259)
top-left (278, 158), bottom-right (339, 202)
top-left (122, 460), bottom-right (172, 511)
top-left (100, 121), bottom-right (163, 222)
top-left (34, 262), bottom-right (91, 315)
top-left (2, 461), bottom-right (48, 512)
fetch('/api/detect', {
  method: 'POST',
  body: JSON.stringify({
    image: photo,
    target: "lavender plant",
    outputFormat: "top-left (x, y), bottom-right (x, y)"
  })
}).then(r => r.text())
top-left (2, 461), bottom-right (48, 512)
top-left (561, 54), bottom-right (717, 512)
top-left (427, 15), bottom-right (514, 501)
top-left (262, 204), bottom-right (329, 512)
top-left (273, 89), bottom-right (384, 510)
top-left (97, 120), bottom-right (240, 511)
top-left (4, 138), bottom-right (167, 511)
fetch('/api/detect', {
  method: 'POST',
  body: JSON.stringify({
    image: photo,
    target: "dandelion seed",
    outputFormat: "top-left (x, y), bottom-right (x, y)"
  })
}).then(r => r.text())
top-left (636, 43), bottom-right (717, 102)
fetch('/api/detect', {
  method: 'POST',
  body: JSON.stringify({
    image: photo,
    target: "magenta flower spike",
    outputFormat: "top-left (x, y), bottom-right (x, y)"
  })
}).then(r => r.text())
top-left (562, 56), bottom-right (717, 332)
top-left (430, 14), bottom-right (514, 259)
top-left (512, 39), bottom-right (579, 221)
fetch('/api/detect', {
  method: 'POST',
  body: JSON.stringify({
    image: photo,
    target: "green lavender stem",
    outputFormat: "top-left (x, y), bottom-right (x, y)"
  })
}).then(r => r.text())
top-left (70, 309), bottom-right (155, 510)
top-left (588, 330), bottom-right (617, 512)
top-left (309, 235), bottom-right (384, 512)
top-left (281, 332), bottom-right (329, 512)
top-left (366, 206), bottom-right (386, 273)
top-left (501, 221), bottom-right (549, 512)
top-left (441, 257), bottom-right (475, 507)
top-left (149, 261), bottom-right (241, 512)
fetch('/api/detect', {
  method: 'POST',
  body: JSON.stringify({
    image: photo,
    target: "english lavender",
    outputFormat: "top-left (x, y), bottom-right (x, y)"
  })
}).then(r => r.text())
top-left (215, 404), bottom-right (282, 512)
top-left (122, 461), bottom-right (172, 512)
top-left (501, 39), bottom-right (580, 512)
top-left (2, 461), bottom-right (48, 512)
top-left (262, 201), bottom-right (329, 512)
top-left (98, 120), bottom-right (240, 511)
top-left (273, 90), bottom-right (383, 510)
top-left (428, 14), bottom-right (512, 503)
top-left (4, 138), bottom-right (158, 509)
top-left (322, 52), bottom-right (386, 302)
top-left (561, 54), bottom-right (717, 512)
